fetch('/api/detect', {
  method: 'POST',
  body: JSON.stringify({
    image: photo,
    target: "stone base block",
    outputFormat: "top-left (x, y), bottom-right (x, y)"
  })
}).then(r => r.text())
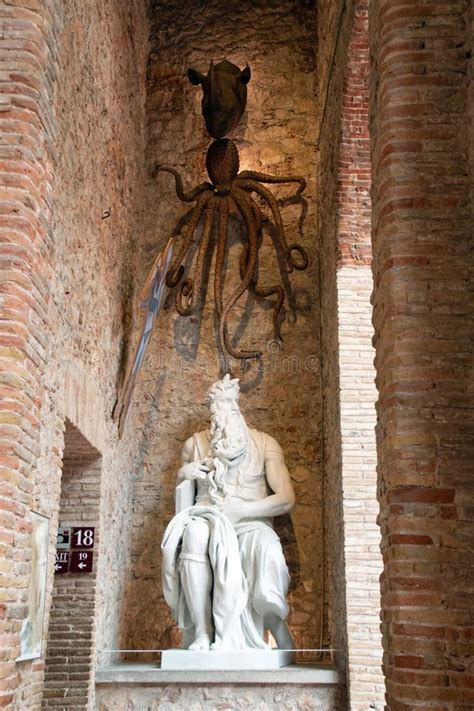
top-left (161, 648), bottom-right (295, 670)
top-left (95, 663), bottom-right (346, 710)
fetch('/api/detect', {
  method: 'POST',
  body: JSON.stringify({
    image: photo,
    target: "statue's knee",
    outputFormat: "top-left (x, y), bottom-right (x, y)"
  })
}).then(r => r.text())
top-left (182, 518), bottom-right (210, 555)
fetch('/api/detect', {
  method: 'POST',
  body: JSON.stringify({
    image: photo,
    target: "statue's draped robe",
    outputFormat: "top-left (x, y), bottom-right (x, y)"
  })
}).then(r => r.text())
top-left (161, 429), bottom-right (290, 649)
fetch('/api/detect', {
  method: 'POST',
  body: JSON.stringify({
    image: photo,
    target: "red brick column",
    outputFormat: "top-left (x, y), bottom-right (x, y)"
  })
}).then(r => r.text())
top-left (369, 1), bottom-right (474, 708)
top-left (337, 0), bottom-right (372, 269)
top-left (0, 1), bottom-right (53, 706)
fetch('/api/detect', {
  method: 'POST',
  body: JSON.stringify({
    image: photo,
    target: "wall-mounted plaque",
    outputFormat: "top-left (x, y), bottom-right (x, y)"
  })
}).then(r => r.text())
top-left (70, 550), bottom-right (94, 574)
top-left (17, 512), bottom-right (49, 661)
top-left (54, 551), bottom-right (69, 574)
top-left (71, 527), bottom-right (95, 549)
top-left (56, 527), bottom-right (71, 550)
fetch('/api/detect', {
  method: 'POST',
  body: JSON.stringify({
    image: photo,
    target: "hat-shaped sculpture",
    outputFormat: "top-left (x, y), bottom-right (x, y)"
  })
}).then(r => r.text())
top-left (188, 59), bottom-right (251, 139)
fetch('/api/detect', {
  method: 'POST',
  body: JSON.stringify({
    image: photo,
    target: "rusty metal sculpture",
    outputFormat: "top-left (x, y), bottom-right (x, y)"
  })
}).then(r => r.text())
top-left (113, 60), bottom-right (308, 433)
top-left (151, 59), bottom-right (308, 362)
top-left (154, 138), bottom-right (307, 361)
top-left (188, 60), bottom-right (251, 139)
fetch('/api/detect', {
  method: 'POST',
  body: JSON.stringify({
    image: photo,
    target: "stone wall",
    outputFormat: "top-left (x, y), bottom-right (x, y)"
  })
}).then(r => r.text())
top-left (316, 0), bottom-right (354, 670)
top-left (0, 0), bottom-right (149, 707)
top-left (4, 1), bottom-right (473, 708)
top-left (40, 0), bottom-right (149, 691)
top-left (369, 1), bottom-right (474, 708)
top-left (121, 0), bottom-right (324, 657)
top-left (96, 681), bottom-right (346, 711)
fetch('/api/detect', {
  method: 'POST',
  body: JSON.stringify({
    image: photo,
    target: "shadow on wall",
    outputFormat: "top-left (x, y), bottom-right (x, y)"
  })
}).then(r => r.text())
top-left (163, 206), bottom-right (313, 390)
top-left (120, 0), bottom-right (322, 661)
top-left (117, 372), bottom-right (179, 659)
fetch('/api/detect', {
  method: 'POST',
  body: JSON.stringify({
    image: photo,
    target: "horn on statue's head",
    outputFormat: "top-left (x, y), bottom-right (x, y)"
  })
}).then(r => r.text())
top-left (207, 374), bottom-right (240, 404)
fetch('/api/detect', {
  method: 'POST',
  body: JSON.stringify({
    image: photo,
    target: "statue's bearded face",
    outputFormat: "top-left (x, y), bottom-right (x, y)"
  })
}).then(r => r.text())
top-left (209, 398), bottom-right (248, 466)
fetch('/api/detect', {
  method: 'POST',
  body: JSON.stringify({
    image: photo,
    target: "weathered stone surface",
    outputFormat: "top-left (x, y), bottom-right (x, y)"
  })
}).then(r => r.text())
top-left (96, 683), bottom-right (346, 711)
top-left (38, 0), bottom-right (149, 705)
top-left (1, 0), bottom-right (149, 708)
top-left (3, 0), bottom-right (472, 708)
top-left (122, 0), bottom-right (323, 659)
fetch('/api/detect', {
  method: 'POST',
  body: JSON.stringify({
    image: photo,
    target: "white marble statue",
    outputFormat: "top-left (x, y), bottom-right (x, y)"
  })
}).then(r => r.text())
top-left (161, 374), bottom-right (295, 651)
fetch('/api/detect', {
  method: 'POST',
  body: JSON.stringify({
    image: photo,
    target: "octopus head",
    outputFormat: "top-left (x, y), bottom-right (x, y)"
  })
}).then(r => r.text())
top-left (206, 139), bottom-right (240, 192)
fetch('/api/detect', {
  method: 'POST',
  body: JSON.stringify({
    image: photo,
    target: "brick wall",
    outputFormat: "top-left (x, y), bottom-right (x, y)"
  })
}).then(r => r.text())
top-left (318, 0), bottom-right (384, 707)
top-left (42, 422), bottom-right (101, 710)
top-left (337, 267), bottom-right (383, 710)
top-left (0, 1), bottom-right (54, 706)
top-left (336, 3), bottom-right (384, 708)
top-left (369, 1), bottom-right (474, 708)
top-left (336, 1), bottom-right (372, 269)
top-left (0, 0), bottom-right (149, 707)
top-left (3, 1), bottom-right (472, 708)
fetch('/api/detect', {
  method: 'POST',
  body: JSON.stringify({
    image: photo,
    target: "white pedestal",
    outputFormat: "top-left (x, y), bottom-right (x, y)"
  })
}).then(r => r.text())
top-left (161, 649), bottom-right (295, 671)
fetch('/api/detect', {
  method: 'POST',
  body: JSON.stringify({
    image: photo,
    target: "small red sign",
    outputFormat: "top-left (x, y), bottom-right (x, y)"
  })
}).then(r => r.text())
top-left (71, 527), bottom-right (95, 549)
top-left (54, 551), bottom-right (69, 574)
top-left (70, 550), bottom-right (94, 574)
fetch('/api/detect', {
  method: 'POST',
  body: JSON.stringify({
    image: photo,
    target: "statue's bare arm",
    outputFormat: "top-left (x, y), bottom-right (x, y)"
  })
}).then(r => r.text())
top-left (223, 436), bottom-right (295, 522)
top-left (263, 438), bottom-right (296, 513)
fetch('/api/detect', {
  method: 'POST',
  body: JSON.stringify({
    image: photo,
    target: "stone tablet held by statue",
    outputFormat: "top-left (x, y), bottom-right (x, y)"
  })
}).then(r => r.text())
top-left (161, 375), bottom-right (295, 666)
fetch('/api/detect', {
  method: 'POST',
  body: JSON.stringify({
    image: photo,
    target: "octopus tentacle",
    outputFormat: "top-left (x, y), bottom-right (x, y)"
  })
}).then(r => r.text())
top-left (175, 278), bottom-right (193, 315)
top-left (239, 199), bottom-right (285, 342)
top-left (249, 197), bottom-right (262, 236)
top-left (214, 196), bottom-right (229, 323)
top-left (153, 165), bottom-right (212, 203)
top-left (235, 179), bottom-right (308, 272)
top-left (166, 192), bottom-right (210, 288)
top-left (221, 186), bottom-right (261, 360)
top-left (238, 171), bottom-right (307, 233)
top-left (286, 243), bottom-right (308, 271)
top-left (276, 193), bottom-right (308, 237)
top-left (237, 170), bottom-right (306, 198)
top-left (237, 199), bottom-right (262, 290)
top-left (175, 200), bottom-right (217, 316)
top-left (236, 179), bottom-right (289, 258)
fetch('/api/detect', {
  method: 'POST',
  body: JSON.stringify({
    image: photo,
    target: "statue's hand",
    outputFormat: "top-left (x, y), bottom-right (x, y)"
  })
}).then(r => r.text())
top-left (179, 460), bottom-right (211, 481)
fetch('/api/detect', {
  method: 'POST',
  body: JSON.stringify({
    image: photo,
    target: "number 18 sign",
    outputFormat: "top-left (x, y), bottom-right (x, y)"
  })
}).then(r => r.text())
top-left (71, 527), bottom-right (95, 549)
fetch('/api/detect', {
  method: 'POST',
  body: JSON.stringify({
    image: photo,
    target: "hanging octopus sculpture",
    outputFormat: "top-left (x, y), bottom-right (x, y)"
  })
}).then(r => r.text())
top-left (155, 59), bottom-right (309, 362)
